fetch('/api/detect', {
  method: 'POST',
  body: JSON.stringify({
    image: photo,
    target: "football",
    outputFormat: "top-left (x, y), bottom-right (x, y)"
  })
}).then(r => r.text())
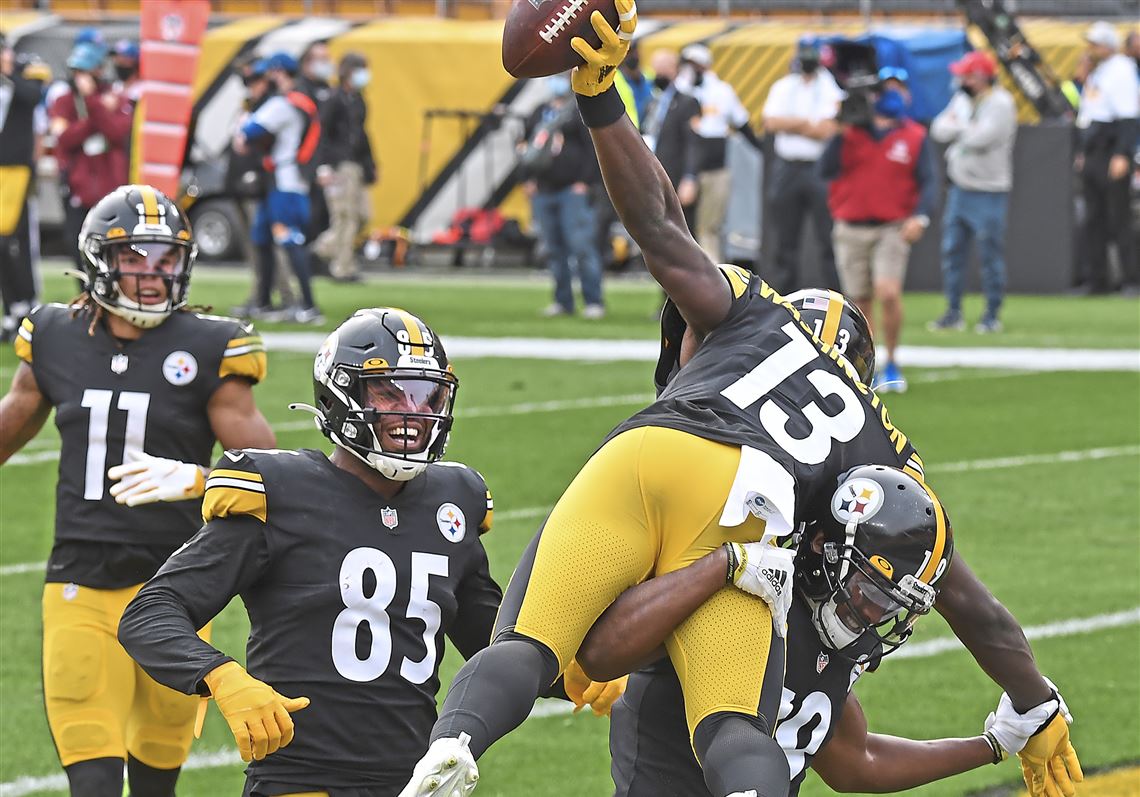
top-left (502, 0), bottom-right (621, 79)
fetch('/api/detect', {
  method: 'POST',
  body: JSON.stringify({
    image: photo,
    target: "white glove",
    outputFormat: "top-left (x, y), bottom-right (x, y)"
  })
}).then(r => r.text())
top-left (726, 542), bottom-right (795, 638)
top-left (984, 680), bottom-right (1071, 756)
top-left (108, 450), bottom-right (206, 506)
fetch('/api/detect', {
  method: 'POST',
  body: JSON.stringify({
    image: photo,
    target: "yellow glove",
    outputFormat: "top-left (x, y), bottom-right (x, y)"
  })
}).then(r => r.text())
top-left (569, 0), bottom-right (638, 97)
top-left (202, 662), bottom-right (310, 762)
top-left (1018, 713), bottom-right (1084, 797)
top-left (562, 659), bottom-right (629, 717)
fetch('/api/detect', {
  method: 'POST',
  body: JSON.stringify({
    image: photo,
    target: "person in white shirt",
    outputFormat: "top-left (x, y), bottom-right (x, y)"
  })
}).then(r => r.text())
top-left (929, 51), bottom-right (1018, 333)
top-left (1076, 21), bottom-right (1139, 294)
top-left (761, 40), bottom-right (843, 290)
top-left (678, 43), bottom-right (761, 264)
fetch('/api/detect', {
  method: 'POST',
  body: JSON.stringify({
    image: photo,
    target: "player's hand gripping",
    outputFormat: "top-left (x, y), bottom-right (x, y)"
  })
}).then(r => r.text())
top-left (108, 450), bottom-right (206, 506)
top-left (203, 662), bottom-right (310, 762)
top-left (724, 542), bottom-right (795, 638)
top-left (563, 658), bottom-right (628, 716)
top-left (985, 684), bottom-right (1083, 797)
top-left (569, 0), bottom-right (637, 97)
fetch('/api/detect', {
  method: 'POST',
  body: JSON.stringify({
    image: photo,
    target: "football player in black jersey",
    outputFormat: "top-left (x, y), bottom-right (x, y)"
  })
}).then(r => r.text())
top-left (578, 467), bottom-right (1076, 797)
top-left (117, 309), bottom-right (623, 796)
top-left (0, 185), bottom-right (275, 797)
top-left (402, 5), bottom-right (1081, 797)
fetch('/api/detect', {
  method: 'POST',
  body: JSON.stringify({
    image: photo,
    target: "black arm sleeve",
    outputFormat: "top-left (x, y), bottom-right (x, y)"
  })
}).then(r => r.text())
top-left (118, 514), bottom-right (272, 695)
top-left (446, 543), bottom-right (503, 661)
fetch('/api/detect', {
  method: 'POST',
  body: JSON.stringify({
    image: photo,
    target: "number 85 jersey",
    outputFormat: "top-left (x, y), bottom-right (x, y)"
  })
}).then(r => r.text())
top-left (612, 270), bottom-right (926, 532)
top-left (130, 448), bottom-right (501, 793)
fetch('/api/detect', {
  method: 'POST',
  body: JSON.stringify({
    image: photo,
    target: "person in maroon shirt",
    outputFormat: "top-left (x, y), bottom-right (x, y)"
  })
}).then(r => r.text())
top-left (49, 41), bottom-right (134, 270)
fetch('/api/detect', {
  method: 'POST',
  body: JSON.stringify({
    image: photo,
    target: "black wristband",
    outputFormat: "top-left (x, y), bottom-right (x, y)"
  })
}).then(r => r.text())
top-left (982, 731), bottom-right (1005, 764)
top-left (577, 86), bottom-right (626, 128)
top-left (723, 543), bottom-right (737, 585)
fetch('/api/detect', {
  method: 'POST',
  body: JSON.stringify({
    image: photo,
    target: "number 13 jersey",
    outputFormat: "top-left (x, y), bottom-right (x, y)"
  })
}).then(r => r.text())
top-left (611, 268), bottom-right (926, 529)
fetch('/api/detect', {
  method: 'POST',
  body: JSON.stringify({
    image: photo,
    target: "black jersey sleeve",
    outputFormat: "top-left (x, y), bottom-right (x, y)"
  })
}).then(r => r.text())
top-left (118, 513), bottom-right (272, 695)
top-left (447, 541), bottom-right (502, 660)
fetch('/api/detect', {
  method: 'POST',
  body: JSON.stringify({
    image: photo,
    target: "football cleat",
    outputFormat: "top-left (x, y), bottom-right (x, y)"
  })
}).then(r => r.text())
top-left (397, 733), bottom-right (479, 797)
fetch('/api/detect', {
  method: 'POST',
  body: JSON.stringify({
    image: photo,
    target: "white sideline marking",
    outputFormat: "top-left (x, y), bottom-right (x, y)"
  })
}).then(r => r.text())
top-left (2, 444), bottom-right (1136, 578)
top-left (2, 607), bottom-right (1136, 796)
top-left (258, 332), bottom-right (1140, 371)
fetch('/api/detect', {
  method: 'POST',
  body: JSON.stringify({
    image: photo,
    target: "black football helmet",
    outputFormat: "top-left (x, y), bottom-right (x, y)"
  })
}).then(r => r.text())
top-left (795, 465), bottom-right (954, 662)
top-left (294, 308), bottom-right (458, 481)
top-left (78, 185), bottom-right (196, 328)
top-left (786, 288), bottom-right (875, 384)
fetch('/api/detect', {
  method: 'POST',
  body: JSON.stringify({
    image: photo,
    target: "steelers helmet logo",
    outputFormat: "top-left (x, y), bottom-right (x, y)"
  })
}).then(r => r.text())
top-left (314, 331), bottom-right (339, 380)
top-left (436, 502), bottom-right (466, 543)
top-left (162, 351), bottom-right (198, 386)
top-left (831, 477), bottom-right (884, 523)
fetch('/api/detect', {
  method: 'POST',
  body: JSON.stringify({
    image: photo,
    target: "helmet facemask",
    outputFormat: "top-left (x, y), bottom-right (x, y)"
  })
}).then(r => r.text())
top-left (83, 236), bottom-right (195, 328)
top-left (320, 365), bottom-right (458, 481)
top-left (804, 523), bottom-right (937, 662)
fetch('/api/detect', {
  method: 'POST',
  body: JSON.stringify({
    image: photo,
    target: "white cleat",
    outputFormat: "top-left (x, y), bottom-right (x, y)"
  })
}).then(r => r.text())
top-left (398, 733), bottom-right (479, 797)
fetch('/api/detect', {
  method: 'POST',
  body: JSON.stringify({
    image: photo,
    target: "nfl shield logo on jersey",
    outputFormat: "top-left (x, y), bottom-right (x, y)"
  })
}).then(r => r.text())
top-left (816, 652), bottom-right (829, 674)
top-left (381, 506), bottom-right (399, 530)
top-left (110, 353), bottom-right (129, 374)
top-left (162, 351), bottom-right (198, 385)
top-left (436, 503), bottom-right (466, 543)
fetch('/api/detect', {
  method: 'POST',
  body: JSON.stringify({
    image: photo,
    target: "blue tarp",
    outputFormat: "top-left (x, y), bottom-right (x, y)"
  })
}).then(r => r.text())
top-left (807, 27), bottom-right (972, 123)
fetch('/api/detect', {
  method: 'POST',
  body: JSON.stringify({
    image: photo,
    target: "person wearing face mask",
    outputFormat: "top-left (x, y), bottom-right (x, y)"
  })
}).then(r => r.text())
top-left (110, 39), bottom-right (141, 104)
top-left (929, 52), bottom-right (1017, 334)
top-left (49, 41), bottom-right (133, 273)
top-left (312, 52), bottom-right (377, 283)
top-left (522, 74), bottom-right (605, 318)
top-left (678, 43), bottom-right (761, 265)
top-left (761, 40), bottom-right (844, 291)
top-left (819, 72), bottom-right (939, 393)
top-left (641, 49), bottom-right (701, 231)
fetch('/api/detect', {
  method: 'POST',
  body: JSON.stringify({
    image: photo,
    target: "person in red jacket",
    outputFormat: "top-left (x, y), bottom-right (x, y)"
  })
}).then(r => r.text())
top-left (49, 42), bottom-right (134, 271)
top-left (820, 77), bottom-right (938, 393)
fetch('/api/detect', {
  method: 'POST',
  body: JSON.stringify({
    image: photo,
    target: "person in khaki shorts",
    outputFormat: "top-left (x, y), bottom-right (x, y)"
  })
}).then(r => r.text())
top-left (313, 52), bottom-right (377, 282)
top-left (820, 76), bottom-right (938, 393)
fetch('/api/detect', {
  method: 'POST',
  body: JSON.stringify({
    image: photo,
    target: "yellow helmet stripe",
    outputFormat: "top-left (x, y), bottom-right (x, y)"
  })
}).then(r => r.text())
top-left (915, 478), bottom-right (949, 583)
top-left (392, 308), bottom-right (425, 348)
top-left (821, 290), bottom-right (844, 348)
top-left (140, 185), bottom-right (160, 225)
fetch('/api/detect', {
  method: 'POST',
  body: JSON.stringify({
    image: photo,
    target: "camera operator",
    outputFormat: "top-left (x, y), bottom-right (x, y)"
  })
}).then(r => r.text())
top-left (820, 73), bottom-right (938, 393)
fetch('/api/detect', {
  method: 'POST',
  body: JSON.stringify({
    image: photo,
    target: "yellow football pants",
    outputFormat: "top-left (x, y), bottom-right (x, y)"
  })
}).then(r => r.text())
top-left (42, 582), bottom-right (212, 768)
top-left (514, 425), bottom-right (782, 738)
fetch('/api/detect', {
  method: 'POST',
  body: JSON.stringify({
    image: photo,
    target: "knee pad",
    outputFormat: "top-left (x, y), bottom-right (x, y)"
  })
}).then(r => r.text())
top-left (46, 628), bottom-right (104, 702)
top-left (65, 757), bottom-right (124, 797)
top-left (693, 712), bottom-right (789, 797)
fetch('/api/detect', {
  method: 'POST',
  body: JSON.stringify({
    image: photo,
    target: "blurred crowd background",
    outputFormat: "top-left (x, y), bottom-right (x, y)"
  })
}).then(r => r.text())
top-left (1, 0), bottom-right (1137, 370)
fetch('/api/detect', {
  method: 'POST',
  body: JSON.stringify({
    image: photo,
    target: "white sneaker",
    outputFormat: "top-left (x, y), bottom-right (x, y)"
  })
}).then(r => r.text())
top-left (398, 733), bottom-right (479, 797)
top-left (541, 303), bottom-right (571, 318)
top-left (581, 304), bottom-right (606, 320)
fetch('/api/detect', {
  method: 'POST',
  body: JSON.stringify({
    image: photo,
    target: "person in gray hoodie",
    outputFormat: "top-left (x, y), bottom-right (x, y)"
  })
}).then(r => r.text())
top-left (929, 51), bottom-right (1018, 334)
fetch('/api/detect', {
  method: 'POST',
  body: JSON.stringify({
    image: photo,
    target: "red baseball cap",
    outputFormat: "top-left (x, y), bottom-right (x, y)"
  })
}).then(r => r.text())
top-left (950, 51), bottom-right (997, 78)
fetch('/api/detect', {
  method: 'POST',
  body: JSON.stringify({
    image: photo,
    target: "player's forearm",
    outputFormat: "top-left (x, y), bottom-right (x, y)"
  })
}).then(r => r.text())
top-left (119, 585), bottom-right (232, 696)
top-left (829, 734), bottom-right (994, 792)
top-left (576, 90), bottom-right (689, 262)
top-left (936, 552), bottom-right (1050, 711)
top-left (577, 548), bottom-right (727, 681)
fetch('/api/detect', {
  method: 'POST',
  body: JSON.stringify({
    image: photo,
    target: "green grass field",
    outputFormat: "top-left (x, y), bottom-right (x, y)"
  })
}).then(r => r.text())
top-left (1, 267), bottom-right (1138, 796)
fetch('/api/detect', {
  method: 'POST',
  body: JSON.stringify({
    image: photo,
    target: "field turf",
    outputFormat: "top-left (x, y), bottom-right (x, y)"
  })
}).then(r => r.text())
top-left (1, 267), bottom-right (1137, 796)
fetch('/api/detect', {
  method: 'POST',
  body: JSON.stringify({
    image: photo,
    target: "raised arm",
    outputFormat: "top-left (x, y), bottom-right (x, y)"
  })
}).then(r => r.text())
top-left (570, 1), bottom-right (731, 337)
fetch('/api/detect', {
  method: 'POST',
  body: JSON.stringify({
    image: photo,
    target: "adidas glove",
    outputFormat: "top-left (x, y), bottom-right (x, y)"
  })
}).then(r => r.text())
top-left (563, 659), bottom-right (628, 717)
top-left (108, 450), bottom-right (206, 506)
top-left (985, 681), bottom-right (1083, 797)
top-left (202, 662), bottom-right (310, 762)
top-left (570, 0), bottom-right (638, 97)
top-left (725, 542), bottom-right (795, 638)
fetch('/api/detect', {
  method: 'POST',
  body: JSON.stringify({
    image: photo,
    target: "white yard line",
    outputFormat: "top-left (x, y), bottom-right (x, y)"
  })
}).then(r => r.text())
top-left (1, 606), bottom-right (1135, 796)
top-left (2, 444), bottom-right (1136, 577)
top-left (258, 333), bottom-right (1140, 370)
